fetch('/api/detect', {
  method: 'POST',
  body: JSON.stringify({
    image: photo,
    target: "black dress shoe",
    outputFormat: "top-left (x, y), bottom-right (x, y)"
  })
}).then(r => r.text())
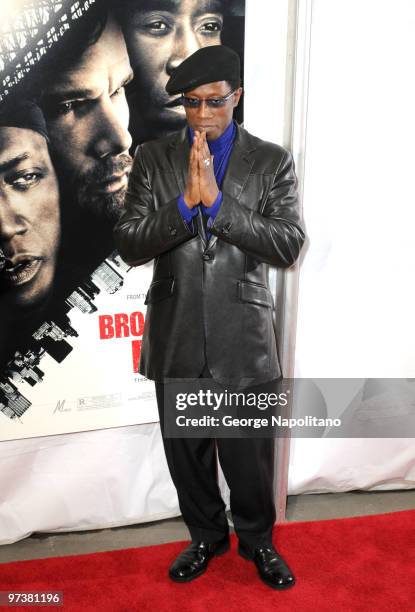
top-left (238, 543), bottom-right (295, 589)
top-left (169, 536), bottom-right (230, 582)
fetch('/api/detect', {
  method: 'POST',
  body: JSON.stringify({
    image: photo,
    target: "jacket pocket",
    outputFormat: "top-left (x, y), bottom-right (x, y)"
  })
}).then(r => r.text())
top-left (238, 280), bottom-right (273, 308)
top-left (145, 277), bottom-right (175, 305)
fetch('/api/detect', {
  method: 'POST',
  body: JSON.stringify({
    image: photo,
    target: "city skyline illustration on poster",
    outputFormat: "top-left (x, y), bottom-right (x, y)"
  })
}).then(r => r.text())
top-left (0, 0), bottom-right (246, 441)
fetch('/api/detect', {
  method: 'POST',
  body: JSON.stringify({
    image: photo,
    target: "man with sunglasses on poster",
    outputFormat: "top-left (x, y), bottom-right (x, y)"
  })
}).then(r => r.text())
top-left (115, 45), bottom-right (305, 589)
top-left (119, 0), bottom-right (225, 146)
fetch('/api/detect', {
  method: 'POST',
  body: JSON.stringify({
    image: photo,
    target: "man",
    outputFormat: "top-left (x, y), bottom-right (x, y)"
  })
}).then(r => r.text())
top-left (38, 4), bottom-right (133, 225)
top-left (0, 100), bottom-right (60, 313)
top-left (114, 46), bottom-right (305, 589)
top-left (0, 100), bottom-right (61, 367)
top-left (119, 0), bottom-right (224, 144)
top-left (33, 3), bottom-right (134, 279)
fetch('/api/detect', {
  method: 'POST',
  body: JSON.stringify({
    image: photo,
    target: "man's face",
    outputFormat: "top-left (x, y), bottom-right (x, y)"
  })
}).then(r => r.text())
top-left (122, 0), bottom-right (223, 137)
top-left (184, 80), bottom-right (242, 141)
top-left (41, 16), bottom-right (133, 220)
top-left (0, 127), bottom-right (60, 310)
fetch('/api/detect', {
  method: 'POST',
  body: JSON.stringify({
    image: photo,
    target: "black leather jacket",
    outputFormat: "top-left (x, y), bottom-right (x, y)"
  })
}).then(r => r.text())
top-left (114, 124), bottom-right (305, 388)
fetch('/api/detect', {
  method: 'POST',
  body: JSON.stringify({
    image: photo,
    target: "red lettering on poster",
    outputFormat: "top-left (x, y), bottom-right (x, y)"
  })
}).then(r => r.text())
top-left (98, 311), bottom-right (146, 372)
top-left (99, 312), bottom-right (145, 338)
top-left (132, 340), bottom-right (142, 373)
top-left (114, 313), bottom-right (130, 338)
top-left (99, 315), bottom-right (114, 339)
top-left (130, 311), bottom-right (145, 336)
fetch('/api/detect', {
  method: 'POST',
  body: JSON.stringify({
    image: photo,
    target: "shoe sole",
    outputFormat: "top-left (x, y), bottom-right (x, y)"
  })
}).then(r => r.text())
top-left (238, 546), bottom-right (296, 590)
top-left (169, 539), bottom-right (231, 583)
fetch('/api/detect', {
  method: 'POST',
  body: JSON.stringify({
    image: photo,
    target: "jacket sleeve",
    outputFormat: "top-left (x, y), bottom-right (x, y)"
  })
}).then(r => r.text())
top-left (209, 150), bottom-right (305, 268)
top-left (113, 145), bottom-right (196, 266)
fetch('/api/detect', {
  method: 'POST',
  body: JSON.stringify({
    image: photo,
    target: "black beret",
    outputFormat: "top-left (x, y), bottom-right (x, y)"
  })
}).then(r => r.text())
top-left (0, 99), bottom-right (49, 142)
top-left (166, 45), bottom-right (241, 95)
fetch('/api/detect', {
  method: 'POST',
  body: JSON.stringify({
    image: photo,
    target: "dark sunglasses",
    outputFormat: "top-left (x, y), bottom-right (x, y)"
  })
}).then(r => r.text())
top-left (181, 90), bottom-right (236, 109)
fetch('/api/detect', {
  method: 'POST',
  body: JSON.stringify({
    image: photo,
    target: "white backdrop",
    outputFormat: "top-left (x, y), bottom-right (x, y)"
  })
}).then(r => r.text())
top-left (289, 0), bottom-right (415, 494)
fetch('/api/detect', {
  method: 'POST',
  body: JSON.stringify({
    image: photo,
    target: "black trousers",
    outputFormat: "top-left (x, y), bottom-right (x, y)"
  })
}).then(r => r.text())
top-left (155, 365), bottom-right (278, 551)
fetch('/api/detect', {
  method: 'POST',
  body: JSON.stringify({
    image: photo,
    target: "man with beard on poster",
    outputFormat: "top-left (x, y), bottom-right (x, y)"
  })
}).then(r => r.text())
top-left (0, 100), bottom-right (61, 366)
top-left (118, 0), bottom-right (243, 146)
top-left (115, 46), bottom-right (305, 589)
top-left (36, 1), bottom-right (133, 276)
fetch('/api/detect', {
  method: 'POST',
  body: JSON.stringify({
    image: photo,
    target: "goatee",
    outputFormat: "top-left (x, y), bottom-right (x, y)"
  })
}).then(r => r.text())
top-left (76, 153), bottom-right (132, 222)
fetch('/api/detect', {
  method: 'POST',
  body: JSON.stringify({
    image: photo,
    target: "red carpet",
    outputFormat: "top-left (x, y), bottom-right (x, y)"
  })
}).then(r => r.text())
top-left (0, 510), bottom-right (414, 611)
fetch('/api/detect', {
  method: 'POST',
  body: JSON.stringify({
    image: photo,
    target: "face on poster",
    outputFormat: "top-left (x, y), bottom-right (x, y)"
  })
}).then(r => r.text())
top-left (0, 0), bottom-right (245, 440)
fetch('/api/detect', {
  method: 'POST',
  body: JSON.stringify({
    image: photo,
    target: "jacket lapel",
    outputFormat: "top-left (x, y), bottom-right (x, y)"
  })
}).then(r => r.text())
top-left (207, 125), bottom-right (256, 250)
top-left (167, 127), bottom-right (189, 195)
top-left (222, 125), bottom-right (257, 201)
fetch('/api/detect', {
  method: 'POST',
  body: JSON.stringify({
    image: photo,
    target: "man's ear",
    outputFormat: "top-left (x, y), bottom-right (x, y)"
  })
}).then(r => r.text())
top-left (233, 87), bottom-right (243, 107)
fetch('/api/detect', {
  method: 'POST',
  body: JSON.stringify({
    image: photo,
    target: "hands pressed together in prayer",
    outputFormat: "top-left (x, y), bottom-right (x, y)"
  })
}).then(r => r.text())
top-left (183, 130), bottom-right (219, 209)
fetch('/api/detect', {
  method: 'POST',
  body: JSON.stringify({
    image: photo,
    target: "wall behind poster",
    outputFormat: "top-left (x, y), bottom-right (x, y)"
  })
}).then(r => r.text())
top-left (290, 0), bottom-right (415, 494)
top-left (0, 0), bottom-right (245, 441)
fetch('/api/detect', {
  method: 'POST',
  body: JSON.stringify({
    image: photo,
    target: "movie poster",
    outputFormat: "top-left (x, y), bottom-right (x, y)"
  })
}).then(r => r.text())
top-left (0, 0), bottom-right (245, 441)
